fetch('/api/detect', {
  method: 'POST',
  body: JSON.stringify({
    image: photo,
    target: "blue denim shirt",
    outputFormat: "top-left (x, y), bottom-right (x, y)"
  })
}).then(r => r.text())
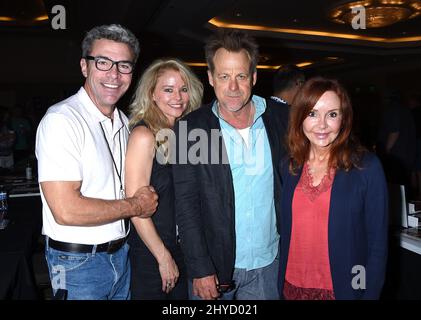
top-left (212, 95), bottom-right (279, 270)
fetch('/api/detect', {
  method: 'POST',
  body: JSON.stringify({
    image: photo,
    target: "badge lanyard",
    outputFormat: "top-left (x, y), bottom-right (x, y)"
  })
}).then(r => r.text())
top-left (100, 122), bottom-right (124, 199)
top-left (99, 109), bottom-right (130, 234)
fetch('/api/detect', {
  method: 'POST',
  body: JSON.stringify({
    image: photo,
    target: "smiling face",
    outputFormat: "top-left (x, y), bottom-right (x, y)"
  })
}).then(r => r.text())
top-left (152, 68), bottom-right (189, 125)
top-left (207, 48), bottom-right (256, 113)
top-left (303, 90), bottom-right (342, 152)
top-left (80, 39), bottom-right (134, 115)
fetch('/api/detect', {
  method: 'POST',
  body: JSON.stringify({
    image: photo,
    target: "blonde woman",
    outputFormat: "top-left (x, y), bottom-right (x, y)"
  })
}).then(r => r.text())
top-left (125, 58), bottom-right (203, 299)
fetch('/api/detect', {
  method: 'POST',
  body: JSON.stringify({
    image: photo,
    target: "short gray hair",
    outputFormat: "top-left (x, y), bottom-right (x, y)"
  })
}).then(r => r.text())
top-left (81, 24), bottom-right (140, 62)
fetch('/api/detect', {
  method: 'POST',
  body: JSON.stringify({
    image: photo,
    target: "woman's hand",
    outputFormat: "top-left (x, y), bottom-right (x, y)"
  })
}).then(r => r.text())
top-left (158, 248), bottom-right (179, 293)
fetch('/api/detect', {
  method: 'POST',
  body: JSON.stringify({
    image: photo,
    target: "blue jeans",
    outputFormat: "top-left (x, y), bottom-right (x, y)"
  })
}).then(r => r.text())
top-left (45, 237), bottom-right (131, 300)
top-left (189, 252), bottom-right (280, 300)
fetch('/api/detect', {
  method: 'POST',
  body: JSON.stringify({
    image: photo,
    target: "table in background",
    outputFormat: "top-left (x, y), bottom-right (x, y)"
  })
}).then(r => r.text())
top-left (0, 182), bottom-right (42, 300)
top-left (382, 228), bottom-right (421, 299)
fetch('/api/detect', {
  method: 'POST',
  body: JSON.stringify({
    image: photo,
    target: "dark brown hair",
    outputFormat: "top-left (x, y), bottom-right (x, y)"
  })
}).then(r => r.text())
top-left (287, 76), bottom-right (365, 174)
top-left (204, 29), bottom-right (259, 75)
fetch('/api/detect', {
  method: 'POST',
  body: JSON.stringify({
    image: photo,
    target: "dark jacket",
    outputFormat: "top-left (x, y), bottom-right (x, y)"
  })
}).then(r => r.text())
top-left (279, 153), bottom-right (388, 299)
top-left (172, 101), bottom-right (284, 284)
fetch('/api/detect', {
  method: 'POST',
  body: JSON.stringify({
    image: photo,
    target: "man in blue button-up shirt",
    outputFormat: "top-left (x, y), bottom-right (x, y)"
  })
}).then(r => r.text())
top-left (173, 29), bottom-right (284, 300)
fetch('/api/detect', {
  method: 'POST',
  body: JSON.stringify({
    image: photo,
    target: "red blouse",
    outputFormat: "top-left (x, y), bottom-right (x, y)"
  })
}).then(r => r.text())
top-left (283, 162), bottom-right (336, 300)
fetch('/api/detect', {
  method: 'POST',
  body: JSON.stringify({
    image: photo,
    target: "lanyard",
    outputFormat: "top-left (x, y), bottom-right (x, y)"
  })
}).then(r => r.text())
top-left (99, 122), bottom-right (124, 199)
top-left (99, 110), bottom-right (130, 235)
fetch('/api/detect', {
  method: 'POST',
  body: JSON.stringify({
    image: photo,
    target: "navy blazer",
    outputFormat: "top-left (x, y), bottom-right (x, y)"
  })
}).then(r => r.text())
top-left (173, 101), bottom-right (284, 284)
top-left (279, 153), bottom-right (388, 299)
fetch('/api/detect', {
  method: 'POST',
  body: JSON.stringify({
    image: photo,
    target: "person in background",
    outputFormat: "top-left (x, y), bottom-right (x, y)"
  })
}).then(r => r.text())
top-left (279, 77), bottom-right (388, 300)
top-left (9, 104), bottom-right (32, 165)
top-left (270, 64), bottom-right (305, 107)
top-left (376, 91), bottom-right (416, 193)
top-left (172, 29), bottom-right (284, 300)
top-left (126, 58), bottom-right (203, 299)
top-left (266, 64), bottom-right (305, 159)
top-left (35, 24), bottom-right (158, 300)
top-left (408, 93), bottom-right (421, 200)
top-left (0, 107), bottom-right (15, 170)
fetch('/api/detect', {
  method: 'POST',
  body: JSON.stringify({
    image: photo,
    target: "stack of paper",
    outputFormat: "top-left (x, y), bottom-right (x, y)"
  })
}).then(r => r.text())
top-left (408, 201), bottom-right (421, 227)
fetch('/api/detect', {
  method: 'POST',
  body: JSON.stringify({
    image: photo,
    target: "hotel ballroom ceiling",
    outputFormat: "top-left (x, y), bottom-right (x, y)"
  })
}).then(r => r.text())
top-left (2, 0), bottom-right (421, 75)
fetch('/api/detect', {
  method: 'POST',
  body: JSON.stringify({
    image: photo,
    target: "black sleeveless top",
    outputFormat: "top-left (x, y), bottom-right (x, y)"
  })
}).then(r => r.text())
top-left (128, 121), bottom-right (178, 251)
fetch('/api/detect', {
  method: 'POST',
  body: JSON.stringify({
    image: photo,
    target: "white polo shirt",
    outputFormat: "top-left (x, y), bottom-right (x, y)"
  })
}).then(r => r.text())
top-left (35, 87), bottom-right (129, 244)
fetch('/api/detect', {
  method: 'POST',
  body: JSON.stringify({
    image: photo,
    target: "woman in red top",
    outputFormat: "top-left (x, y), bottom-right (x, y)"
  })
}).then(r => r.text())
top-left (279, 77), bottom-right (388, 300)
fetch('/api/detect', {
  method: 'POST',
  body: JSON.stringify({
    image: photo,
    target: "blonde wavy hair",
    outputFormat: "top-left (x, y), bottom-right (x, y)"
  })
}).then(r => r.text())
top-left (129, 58), bottom-right (203, 132)
top-left (129, 58), bottom-right (203, 162)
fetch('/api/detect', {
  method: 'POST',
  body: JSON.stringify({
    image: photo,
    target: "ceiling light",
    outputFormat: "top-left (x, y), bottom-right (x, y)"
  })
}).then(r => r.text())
top-left (0, 16), bottom-right (15, 22)
top-left (208, 17), bottom-right (421, 43)
top-left (327, 0), bottom-right (421, 28)
top-left (295, 62), bottom-right (313, 68)
top-left (0, 0), bottom-right (49, 26)
top-left (34, 14), bottom-right (49, 22)
top-left (186, 61), bottom-right (314, 70)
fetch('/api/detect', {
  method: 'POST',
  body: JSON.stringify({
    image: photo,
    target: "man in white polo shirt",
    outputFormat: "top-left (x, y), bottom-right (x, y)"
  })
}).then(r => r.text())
top-left (35, 24), bottom-right (158, 300)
